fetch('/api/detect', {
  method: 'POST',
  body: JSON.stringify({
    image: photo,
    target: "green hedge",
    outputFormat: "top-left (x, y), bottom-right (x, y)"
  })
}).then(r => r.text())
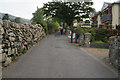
top-left (85, 28), bottom-right (120, 43)
top-left (85, 28), bottom-right (112, 43)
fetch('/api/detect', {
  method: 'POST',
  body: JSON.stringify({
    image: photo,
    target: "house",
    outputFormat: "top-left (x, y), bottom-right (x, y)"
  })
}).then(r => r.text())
top-left (92, 1), bottom-right (120, 29)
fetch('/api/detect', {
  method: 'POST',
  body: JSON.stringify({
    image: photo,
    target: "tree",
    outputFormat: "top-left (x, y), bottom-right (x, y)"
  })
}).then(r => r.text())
top-left (9, 19), bottom-right (15, 22)
top-left (32, 8), bottom-right (44, 24)
top-left (2, 14), bottom-right (9, 20)
top-left (32, 8), bottom-right (48, 34)
top-left (43, 1), bottom-right (95, 29)
top-left (85, 20), bottom-right (90, 23)
top-left (46, 20), bottom-right (59, 34)
top-left (14, 17), bottom-right (21, 23)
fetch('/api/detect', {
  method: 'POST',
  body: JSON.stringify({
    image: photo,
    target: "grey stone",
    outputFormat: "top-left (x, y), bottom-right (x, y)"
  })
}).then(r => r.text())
top-left (9, 36), bottom-right (15, 41)
top-left (109, 36), bottom-right (120, 68)
top-left (79, 33), bottom-right (91, 47)
top-left (8, 32), bottom-right (15, 37)
top-left (0, 19), bottom-right (3, 25)
top-left (3, 57), bottom-right (11, 67)
top-left (0, 53), bottom-right (7, 63)
top-left (0, 20), bottom-right (46, 67)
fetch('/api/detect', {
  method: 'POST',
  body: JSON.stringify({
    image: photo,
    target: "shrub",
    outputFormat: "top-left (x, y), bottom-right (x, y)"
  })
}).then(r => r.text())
top-left (18, 48), bottom-right (27, 55)
top-left (85, 28), bottom-right (96, 42)
top-left (102, 37), bottom-right (109, 43)
top-left (76, 27), bottom-right (84, 35)
top-left (84, 28), bottom-right (120, 43)
top-left (22, 48), bottom-right (27, 54)
top-left (95, 28), bottom-right (109, 43)
top-left (14, 17), bottom-right (21, 23)
top-left (47, 21), bottom-right (59, 34)
top-left (85, 28), bottom-right (109, 43)
top-left (11, 54), bottom-right (16, 61)
top-left (41, 21), bottom-right (48, 35)
top-left (2, 14), bottom-right (9, 20)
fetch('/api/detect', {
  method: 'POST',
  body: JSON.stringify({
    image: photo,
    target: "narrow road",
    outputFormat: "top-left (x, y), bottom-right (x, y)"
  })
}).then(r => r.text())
top-left (3, 33), bottom-right (118, 78)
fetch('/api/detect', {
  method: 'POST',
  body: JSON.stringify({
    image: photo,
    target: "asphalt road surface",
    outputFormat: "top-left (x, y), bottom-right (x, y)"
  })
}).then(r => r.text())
top-left (2, 33), bottom-right (118, 78)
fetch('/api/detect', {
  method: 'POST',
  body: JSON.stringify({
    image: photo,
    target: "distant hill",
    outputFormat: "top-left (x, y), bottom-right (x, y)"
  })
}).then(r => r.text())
top-left (0, 12), bottom-right (31, 24)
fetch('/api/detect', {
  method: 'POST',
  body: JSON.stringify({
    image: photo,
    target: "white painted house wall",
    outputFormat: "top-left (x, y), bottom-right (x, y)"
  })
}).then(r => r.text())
top-left (97, 14), bottom-right (102, 28)
top-left (112, 4), bottom-right (120, 29)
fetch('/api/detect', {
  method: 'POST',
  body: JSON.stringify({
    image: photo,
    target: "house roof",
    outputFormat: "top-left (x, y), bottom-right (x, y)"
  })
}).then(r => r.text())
top-left (101, 2), bottom-right (112, 11)
top-left (112, 1), bottom-right (120, 4)
top-left (92, 1), bottom-right (120, 18)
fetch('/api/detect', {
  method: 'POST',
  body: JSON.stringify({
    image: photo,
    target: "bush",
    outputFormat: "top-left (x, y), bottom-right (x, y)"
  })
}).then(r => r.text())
top-left (22, 48), bottom-right (27, 54)
top-left (95, 28), bottom-right (109, 43)
top-left (18, 50), bottom-right (22, 55)
top-left (47, 21), bottom-right (59, 34)
top-left (76, 27), bottom-right (84, 35)
top-left (18, 48), bottom-right (27, 55)
top-left (53, 21), bottom-right (59, 32)
top-left (11, 54), bottom-right (16, 61)
top-left (102, 37), bottom-right (109, 43)
top-left (14, 17), bottom-right (21, 23)
top-left (85, 28), bottom-right (96, 42)
top-left (75, 27), bottom-right (84, 39)
top-left (41, 21), bottom-right (48, 35)
top-left (2, 14), bottom-right (9, 20)
top-left (84, 28), bottom-right (120, 43)
top-left (85, 28), bottom-right (109, 43)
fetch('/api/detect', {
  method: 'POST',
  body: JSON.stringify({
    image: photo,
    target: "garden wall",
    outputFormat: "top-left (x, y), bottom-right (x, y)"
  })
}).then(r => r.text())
top-left (90, 43), bottom-right (109, 49)
top-left (79, 33), bottom-right (91, 47)
top-left (0, 20), bottom-right (46, 67)
top-left (109, 36), bottom-right (120, 68)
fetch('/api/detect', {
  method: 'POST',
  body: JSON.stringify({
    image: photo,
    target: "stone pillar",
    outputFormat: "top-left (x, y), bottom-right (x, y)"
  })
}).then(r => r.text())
top-left (79, 33), bottom-right (85, 46)
top-left (109, 36), bottom-right (120, 69)
top-left (118, 36), bottom-right (120, 79)
top-left (84, 33), bottom-right (91, 47)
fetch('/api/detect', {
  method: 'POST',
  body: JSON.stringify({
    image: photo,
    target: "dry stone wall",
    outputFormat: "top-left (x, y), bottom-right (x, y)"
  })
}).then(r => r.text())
top-left (109, 36), bottom-right (120, 69)
top-left (0, 20), bottom-right (46, 67)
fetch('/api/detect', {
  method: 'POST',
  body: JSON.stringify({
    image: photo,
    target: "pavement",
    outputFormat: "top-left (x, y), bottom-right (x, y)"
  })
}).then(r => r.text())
top-left (83, 48), bottom-right (109, 63)
top-left (2, 32), bottom-right (118, 78)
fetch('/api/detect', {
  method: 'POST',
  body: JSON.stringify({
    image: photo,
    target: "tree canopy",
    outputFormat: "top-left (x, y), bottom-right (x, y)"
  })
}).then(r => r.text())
top-left (32, 8), bottom-right (44, 24)
top-left (32, 8), bottom-right (49, 34)
top-left (14, 17), bottom-right (21, 23)
top-left (32, 1), bottom-right (95, 34)
top-left (43, 1), bottom-right (95, 27)
top-left (2, 14), bottom-right (9, 20)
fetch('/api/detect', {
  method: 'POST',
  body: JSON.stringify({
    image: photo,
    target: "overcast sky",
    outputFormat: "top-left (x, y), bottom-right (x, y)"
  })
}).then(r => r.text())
top-left (0, 0), bottom-right (118, 19)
